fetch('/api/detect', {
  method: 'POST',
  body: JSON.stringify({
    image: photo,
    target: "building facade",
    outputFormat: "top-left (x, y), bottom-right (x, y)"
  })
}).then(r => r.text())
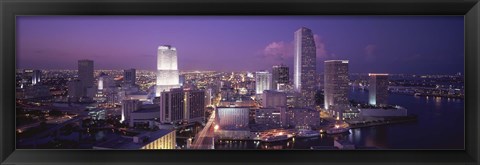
top-left (184, 89), bottom-right (205, 123)
top-left (160, 88), bottom-right (205, 124)
top-left (287, 108), bottom-right (320, 129)
top-left (93, 129), bottom-right (176, 150)
top-left (368, 73), bottom-right (389, 106)
top-left (121, 99), bottom-right (142, 123)
top-left (272, 64), bottom-right (289, 91)
top-left (255, 71), bottom-right (272, 94)
top-left (130, 104), bottom-right (161, 128)
top-left (68, 79), bottom-right (83, 101)
top-left (261, 90), bottom-right (287, 108)
top-left (255, 107), bottom-right (287, 128)
top-left (78, 59), bottom-right (94, 97)
top-left (156, 45), bottom-right (181, 96)
top-left (324, 60), bottom-right (349, 110)
top-left (124, 68), bottom-right (136, 86)
top-left (159, 88), bottom-right (184, 124)
top-left (216, 107), bottom-right (250, 129)
top-left (293, 27), bottom-right (317, 108)
top-left (31, 69), bottom-right (41, 85)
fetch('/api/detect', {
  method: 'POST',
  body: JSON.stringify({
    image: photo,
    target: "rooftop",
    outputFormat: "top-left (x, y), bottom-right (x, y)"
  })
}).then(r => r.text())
top-left (368, 73), bottom-right (389, 76)
top-left (133, 104), bottom-right (160, 113)
top-left (94, 129), bottom-right (174, 149)
top-left (324, 60), bottom-right (349, 63)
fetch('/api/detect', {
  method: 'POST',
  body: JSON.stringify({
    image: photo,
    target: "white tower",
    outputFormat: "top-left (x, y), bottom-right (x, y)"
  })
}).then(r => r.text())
top-left (156, 45), bottom-right (181, 97)
top-left (255, 71), bottom-right (272, 94)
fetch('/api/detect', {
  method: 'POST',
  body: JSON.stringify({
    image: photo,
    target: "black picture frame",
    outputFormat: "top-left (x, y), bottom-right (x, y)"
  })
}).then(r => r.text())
top-left (1, 0), bottom-right (479, 164)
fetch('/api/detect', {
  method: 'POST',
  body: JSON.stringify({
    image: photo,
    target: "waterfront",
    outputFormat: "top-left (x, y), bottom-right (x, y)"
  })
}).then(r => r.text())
top-left (214, 89), bottom-right (464, 149)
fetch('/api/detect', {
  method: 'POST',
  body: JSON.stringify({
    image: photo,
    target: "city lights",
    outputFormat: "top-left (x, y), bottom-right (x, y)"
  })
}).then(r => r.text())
top-left (15, 16), bottom-right (464, 150)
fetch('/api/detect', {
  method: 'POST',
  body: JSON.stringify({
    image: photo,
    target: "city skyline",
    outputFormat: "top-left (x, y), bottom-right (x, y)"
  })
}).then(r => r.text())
top-left (15, 17), bottom-right (465, 150)
top-left (17, 16), bottom-right (464, 74)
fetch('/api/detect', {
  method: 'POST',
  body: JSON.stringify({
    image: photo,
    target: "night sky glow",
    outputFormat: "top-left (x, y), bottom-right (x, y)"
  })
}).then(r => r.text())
top-left (17, 16), bottom-right (464, 74)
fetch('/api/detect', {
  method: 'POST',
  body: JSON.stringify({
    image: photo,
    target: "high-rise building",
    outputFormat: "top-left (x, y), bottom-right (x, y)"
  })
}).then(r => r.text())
top-left (184, 89), bottom-right (205, 122)
top-left (124, 68), bottom-right (136, 86)
top-left (324, 60), bottom-right (349, 110)
top-left (293, 27), bottom-right (317, 107)
top-left (156, 45), bottom-right (180, 97)
top-left (255, 71), bottom-right (272, 94)
top-left (31, 69), bottom-right (41, 85)
top-left (272, 64), bottom-right (289, 90)
top-left (159, 88), bottom-right (184, 124)
top-left (78, 59), bottom-right (94, 97)
top-left (121, 99), bottom-right (142, 123)
top-left (368, 73), bottom-right (389, 106)
top-left (159, 88), bottom-right (205, 124)
top-left (261, 90), bottom-right (287, 108)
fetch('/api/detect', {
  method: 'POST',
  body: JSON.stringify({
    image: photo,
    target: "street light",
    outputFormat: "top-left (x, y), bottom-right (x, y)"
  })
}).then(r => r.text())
top-left (214, 124), bottom-right (219, 131)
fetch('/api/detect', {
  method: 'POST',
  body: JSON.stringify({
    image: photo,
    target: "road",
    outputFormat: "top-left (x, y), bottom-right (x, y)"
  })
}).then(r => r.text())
top-left (191, 110), bottom-right (216, 149)
top-left (18, 116), bottom-right (84, 146)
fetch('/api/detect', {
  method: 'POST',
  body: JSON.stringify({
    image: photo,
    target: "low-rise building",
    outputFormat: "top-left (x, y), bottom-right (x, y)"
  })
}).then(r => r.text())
top-left (286, 108), bottom-right (320, 129)
top-left (130, 104), bottom-right (160, 128)
top-left (255, 107), bottom-right (287, 128)
top-left (93, 129), bottom-right (176, 150)
top-left (359, 106), bottom-right (408, 117)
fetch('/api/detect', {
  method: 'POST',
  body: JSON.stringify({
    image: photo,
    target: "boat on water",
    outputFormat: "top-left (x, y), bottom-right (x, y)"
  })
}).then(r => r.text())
top-left (261, 134), bottom-right (290, 142)
top-left (326, 125), bottom-right (350, 135)
top-left (296, 130), bottom-right (320, 138)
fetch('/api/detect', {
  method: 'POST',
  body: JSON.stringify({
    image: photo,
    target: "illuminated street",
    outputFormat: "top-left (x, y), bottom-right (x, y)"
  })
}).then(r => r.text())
top-left (191, 110), bottom-right (216, 149)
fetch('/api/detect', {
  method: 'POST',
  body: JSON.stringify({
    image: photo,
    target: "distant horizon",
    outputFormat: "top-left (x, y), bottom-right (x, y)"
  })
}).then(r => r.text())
top-left (15, 67), bottom-right (463, 76)
top-left (17, 16), bottom-right (464, 74)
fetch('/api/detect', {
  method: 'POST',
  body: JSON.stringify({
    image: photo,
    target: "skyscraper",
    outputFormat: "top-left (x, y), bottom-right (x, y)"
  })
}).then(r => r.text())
top-left (272, 64), bottom-right (289, 90)
top-left (124, 68), bottom-right (136, 86)
top-left (368, 73), bottom-right (389, 106)
top-left (156, 45), bottom-right (180, 97)
top-left (324, 60), bottom-right (349, 110)
top-left (159, 88), bottom-right (184, 124)
top-left (78, 59), bottom-right (94, 97)
top-left (255, 71), bottom-right (272, 94)
top-left (159, 88), bottom-right (205, 124)
top-left (293, 27), bottom-right (317, 107)
top-left (184, 89), bottom-right (205, 122)
top-left (31, 69), bottom-right (41, 85)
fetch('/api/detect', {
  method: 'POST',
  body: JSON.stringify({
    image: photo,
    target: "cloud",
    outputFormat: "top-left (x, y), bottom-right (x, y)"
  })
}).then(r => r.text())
top-left (262, 41), bottom-right (293, 61)
top-left (261, 34), bottom-right (330, 62)
top-left (314, 34), bottom-right (328, 58)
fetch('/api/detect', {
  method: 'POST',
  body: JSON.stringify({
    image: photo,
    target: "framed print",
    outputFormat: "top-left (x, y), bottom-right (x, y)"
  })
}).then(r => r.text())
top-left (1, 0), bottom-right (479, 164)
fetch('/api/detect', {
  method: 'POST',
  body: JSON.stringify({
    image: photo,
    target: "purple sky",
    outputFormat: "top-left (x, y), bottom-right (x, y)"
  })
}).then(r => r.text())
top-left (17, 16), bottom-right (464, 74)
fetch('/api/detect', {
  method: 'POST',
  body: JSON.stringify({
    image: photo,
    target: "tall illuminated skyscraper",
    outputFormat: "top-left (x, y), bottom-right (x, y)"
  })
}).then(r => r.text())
top-left (156, 45), bottom-right (180, 97)
top-left (324, 60), bottom-right (349, 110)
top-left (368, 73), bottom-right (389, 106)
top-left (293, 27), bottom-right (317, 107)
top-left (78, 59), bottom-right (94, 97)
top-left (255, 71), bottom-right (272, 94)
